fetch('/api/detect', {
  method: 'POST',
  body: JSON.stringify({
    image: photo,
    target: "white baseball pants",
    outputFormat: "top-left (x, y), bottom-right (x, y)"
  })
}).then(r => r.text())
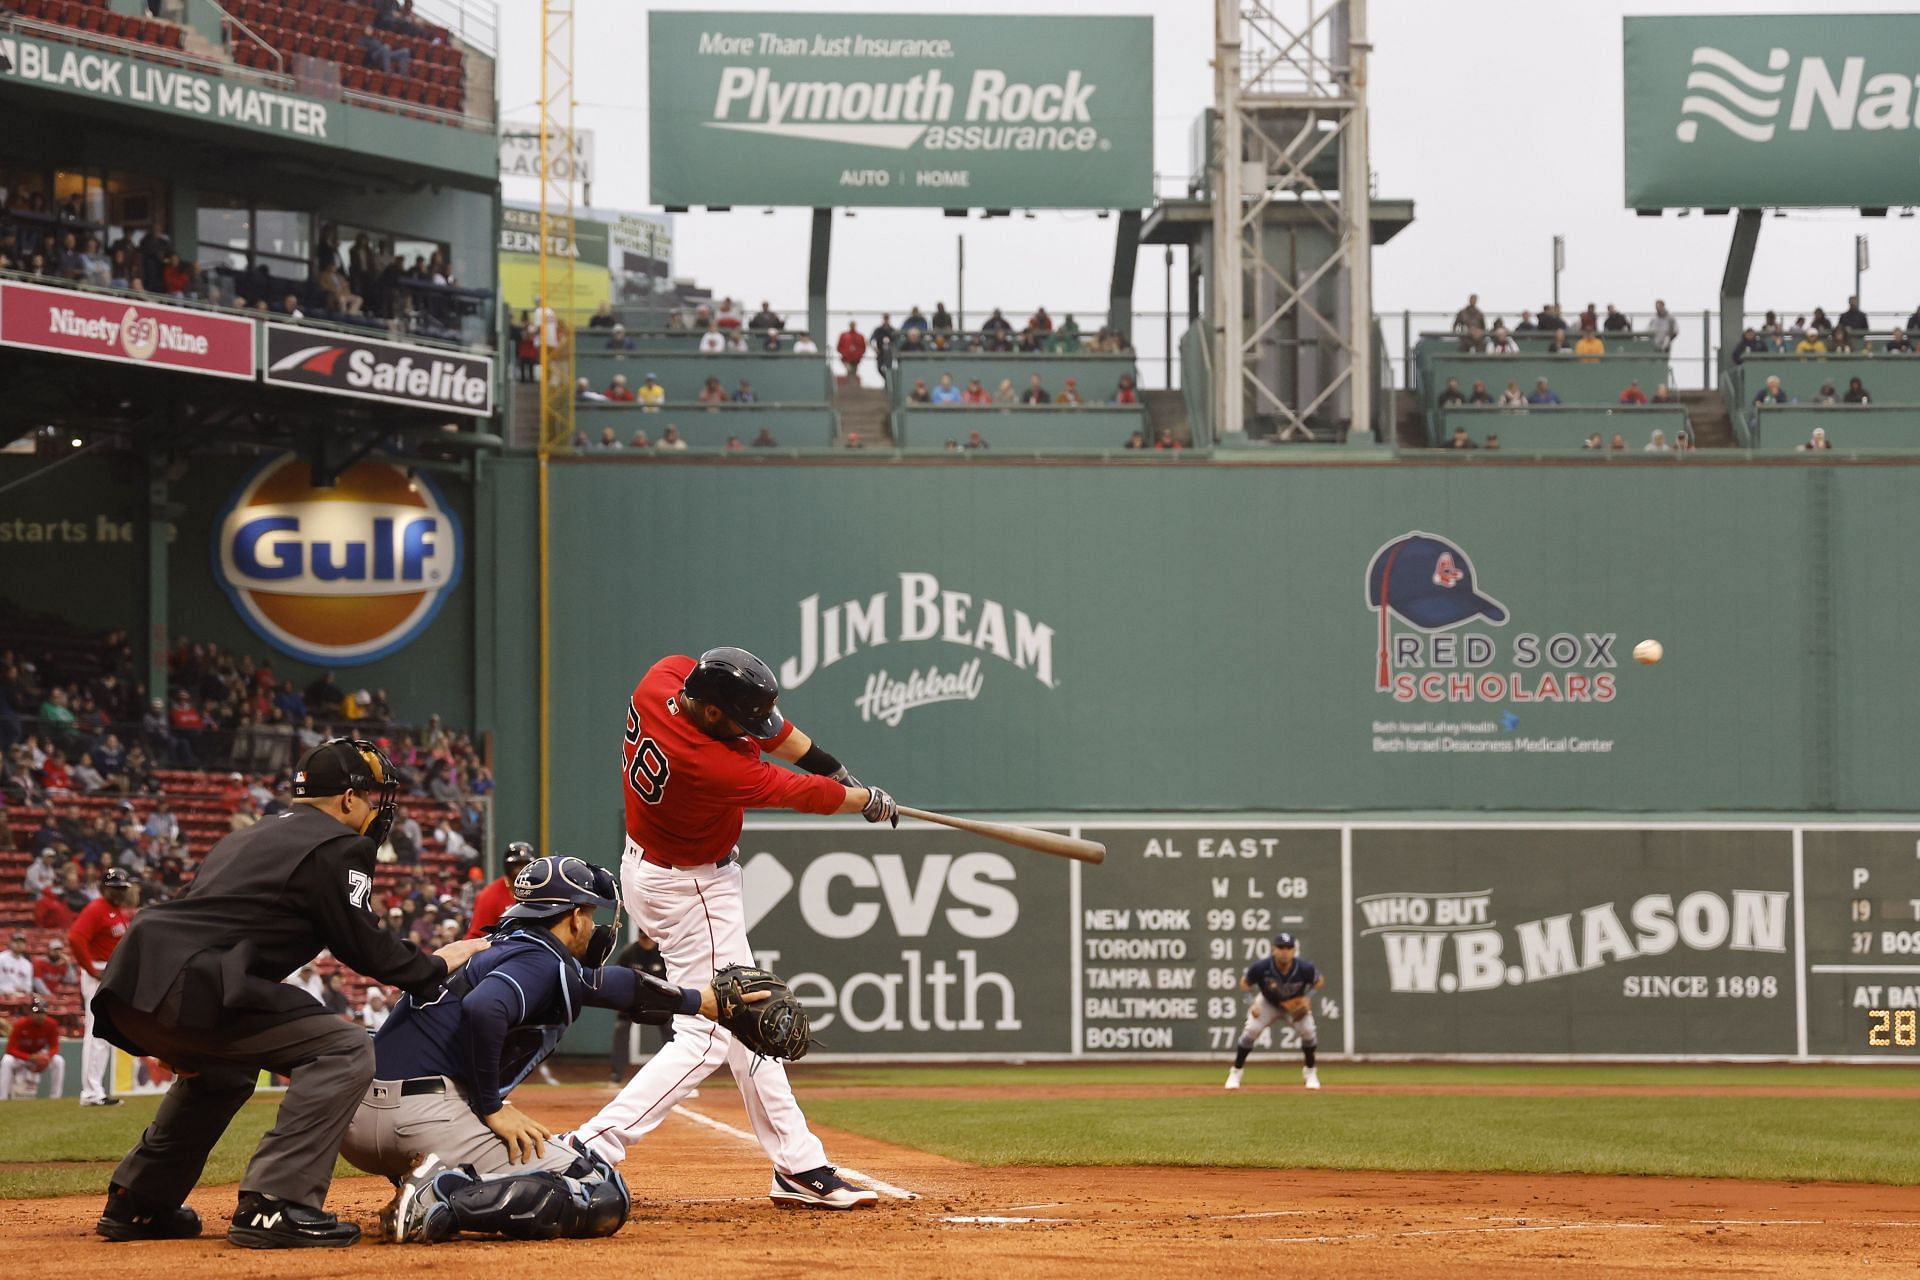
top-left (574, 844), bottom-right (828, 1176)
top-left (1, 1053), bottom-right (65, 1098)
top-left (79, 971), bottom-right (113, 1103)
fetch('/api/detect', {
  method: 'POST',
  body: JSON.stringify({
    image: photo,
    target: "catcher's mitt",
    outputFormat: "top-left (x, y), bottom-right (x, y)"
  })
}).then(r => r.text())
top-left (711, 963), bottom-right (811, 1061)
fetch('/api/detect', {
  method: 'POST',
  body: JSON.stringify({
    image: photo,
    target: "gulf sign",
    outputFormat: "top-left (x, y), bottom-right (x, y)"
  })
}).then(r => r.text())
top-left (212, 454), bottom-right (463, 665)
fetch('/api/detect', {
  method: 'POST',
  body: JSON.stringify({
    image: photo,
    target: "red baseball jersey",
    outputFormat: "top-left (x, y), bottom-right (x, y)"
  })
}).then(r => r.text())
top-left (465, 876), bottom-right (517, 939)
top-left (623, 655), bottom-right (844, 866)
top-left (6, 1016), bottom-right (59, 1060)
top-left (68, 898), bottom-right (131, 974)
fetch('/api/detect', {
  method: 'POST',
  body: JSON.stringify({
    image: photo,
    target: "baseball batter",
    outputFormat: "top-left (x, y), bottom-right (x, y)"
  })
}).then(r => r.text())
top-left (570, 647), bottom-right (896, 1210)
top-left (1224, 932), bottom-right (1323, 1090)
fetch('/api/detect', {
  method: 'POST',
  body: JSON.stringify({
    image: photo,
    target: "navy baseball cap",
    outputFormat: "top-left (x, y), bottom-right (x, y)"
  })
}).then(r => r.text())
top-left (1272, 932), bottom-right (1298, 948)
top-left (1367, 532), bottom-right (1506, 629)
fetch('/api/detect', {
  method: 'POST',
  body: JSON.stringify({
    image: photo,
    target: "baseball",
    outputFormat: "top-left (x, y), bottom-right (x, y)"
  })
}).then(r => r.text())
top-left (1634, 639), bottom-right (1664, 666)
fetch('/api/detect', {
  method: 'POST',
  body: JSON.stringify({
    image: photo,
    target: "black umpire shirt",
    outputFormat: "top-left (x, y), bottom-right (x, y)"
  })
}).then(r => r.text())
top-left (93, 806), bottom-right (448, 1055)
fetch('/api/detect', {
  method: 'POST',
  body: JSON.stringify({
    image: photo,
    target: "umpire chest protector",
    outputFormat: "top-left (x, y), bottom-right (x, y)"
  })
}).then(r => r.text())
top-left (101, 809), bottom-right (368, 1029)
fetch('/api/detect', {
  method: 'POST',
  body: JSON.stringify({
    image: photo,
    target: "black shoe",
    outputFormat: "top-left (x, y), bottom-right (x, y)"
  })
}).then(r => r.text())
top-left (227, 1194), bottom-right (360, 1249)
top-left (96, 1184), bottom-right (203, 1241)
top-left (80, 1097), bottom-right (123, 1107)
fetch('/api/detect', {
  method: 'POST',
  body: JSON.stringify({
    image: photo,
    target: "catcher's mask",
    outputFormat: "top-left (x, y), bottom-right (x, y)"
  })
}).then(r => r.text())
top-left (501, 854), bottom-right (623, 965)
top-left (293, 737), bottom-right (400, 847)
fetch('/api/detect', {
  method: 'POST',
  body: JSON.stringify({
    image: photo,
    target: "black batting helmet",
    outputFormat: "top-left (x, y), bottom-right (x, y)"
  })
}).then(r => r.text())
top-left (681, 646), bottom-right (785, 738)
top-left (101, 866), bottom-right (133, 903)
top-left (28, 996), bottom-right (48, 1016)
top-left (503, 841), bottom-right (536, 877)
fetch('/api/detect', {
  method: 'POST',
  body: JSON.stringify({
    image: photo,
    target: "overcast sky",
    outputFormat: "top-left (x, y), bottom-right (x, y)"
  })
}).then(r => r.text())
top-left (494, 0), bottom-right (1920, 338)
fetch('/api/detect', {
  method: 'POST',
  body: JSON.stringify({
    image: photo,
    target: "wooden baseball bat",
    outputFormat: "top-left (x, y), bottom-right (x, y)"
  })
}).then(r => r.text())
top-left (896, 805), bottom-right (1106, 864)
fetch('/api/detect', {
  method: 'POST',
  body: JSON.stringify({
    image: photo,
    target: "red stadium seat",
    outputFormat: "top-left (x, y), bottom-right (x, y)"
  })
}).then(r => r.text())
top-left (166, 24), bottom-right (183, 48)
top-left (101, 10), bottom-right (122, 35)
top-left (344, 64), bottom-right (366, 91)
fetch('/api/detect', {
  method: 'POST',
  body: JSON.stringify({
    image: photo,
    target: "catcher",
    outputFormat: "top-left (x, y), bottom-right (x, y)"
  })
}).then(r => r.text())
top-left (345, 854), bottom-right (808, 1244)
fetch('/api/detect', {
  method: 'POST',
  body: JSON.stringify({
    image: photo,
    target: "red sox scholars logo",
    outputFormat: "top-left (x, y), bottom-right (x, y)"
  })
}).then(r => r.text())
top-left (212, 453), bottom-right (463, 665)
top-left (1366, 531), bottom-right (1617, 705)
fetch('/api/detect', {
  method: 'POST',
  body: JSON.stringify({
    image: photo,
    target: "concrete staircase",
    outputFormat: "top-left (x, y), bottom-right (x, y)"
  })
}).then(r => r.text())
top-left (834, 380), bottom-right (891, 445)
top-left (1681, 387), bottom-right (1736, 448)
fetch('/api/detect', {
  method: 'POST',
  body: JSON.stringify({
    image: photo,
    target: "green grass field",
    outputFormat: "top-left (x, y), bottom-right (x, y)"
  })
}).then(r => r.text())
top-left (0, 1064), bottom-right (1912, 1200)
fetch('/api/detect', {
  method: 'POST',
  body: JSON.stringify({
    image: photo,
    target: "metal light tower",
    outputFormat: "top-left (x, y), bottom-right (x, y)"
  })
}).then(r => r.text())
top-left (1212, 0), bottom-right (1372, 440)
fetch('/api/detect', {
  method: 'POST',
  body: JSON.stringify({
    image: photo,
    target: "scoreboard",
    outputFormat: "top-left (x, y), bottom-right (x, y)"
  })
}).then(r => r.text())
top-left (737, 819), bottom-right (1920, 1060)
top-left (1803, 831), bottom-right (1920, 1058)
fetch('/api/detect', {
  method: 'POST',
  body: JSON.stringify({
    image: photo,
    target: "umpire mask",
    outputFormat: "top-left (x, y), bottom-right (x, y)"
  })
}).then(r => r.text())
top-left (294, 738), bottom-right (401, 847)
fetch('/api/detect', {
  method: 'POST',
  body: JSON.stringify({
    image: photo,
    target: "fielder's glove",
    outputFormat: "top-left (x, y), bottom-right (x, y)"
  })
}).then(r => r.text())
top-left (710, 963), bottom-right (811, 1061)
top-left (861, 785), bottom-right (899, 828)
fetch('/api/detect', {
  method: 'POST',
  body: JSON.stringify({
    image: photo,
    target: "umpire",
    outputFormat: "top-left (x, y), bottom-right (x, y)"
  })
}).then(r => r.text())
top-left (90, 738), bottom-right (490, 1249)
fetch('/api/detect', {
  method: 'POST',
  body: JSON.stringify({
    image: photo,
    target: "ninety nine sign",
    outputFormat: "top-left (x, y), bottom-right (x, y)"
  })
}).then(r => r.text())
top-left (647, 11), bottom-right (1153, 209)
top-left (1624, 15), bottom-right (1920, 209)
top-left (262, 325), bottom-right (495, 416)
top-left (0, 280), bottom-right (256, 379)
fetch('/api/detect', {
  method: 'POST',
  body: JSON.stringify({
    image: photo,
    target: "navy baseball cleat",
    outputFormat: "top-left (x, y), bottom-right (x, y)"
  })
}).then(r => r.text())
top-left (96, 1184), bottom-right (203, 1241)
top-left (227, 1193), bottom-right (360, 1248)
top-left (769, 1166), bottom-right (879, 1210)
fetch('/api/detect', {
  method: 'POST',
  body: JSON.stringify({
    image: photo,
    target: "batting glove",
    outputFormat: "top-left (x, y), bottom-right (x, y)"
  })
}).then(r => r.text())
top-left (861, 786), bottom-right (899, 828)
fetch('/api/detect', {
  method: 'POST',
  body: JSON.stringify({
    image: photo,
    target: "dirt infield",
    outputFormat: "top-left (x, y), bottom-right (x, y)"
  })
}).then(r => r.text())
top-left (0, 1082), bottom-right (1911, 1278)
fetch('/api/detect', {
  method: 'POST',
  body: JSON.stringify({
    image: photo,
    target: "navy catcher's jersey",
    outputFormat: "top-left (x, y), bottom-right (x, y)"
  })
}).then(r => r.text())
top-left (1245, 956), bottom-right (1319, 1006)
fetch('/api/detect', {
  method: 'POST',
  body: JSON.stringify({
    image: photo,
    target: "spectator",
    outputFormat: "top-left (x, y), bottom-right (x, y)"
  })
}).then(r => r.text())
top-left (962, 377), bottom-right (991, 405)
top-left (1845, 376), bottom-right (1872, 405)
top-left (1619, 381), bottom-right (1648, 405)
top-left (1574, 331), bottom-right (1606, 359)
top-left (605, 375), bottom-right (636, 402)
top-left (1838, 295), bottom-right (1868, 334)
top-left (909, 379), bottom-right (932, 404)
top-left (1484, 434), bottom-right (1501, 451)
top-left (0, 931), bottom-right (34, 995)
top-left (751, 427), bottom-right (779, 447)
top-left (1113, 374), bottom-right (1139, 405)
top-left (714, 297), bottom-right (742, 329)
top-left (606, 323), bottom-right (636, 351)
top-left (1486, 328), bottom-right (1518, 355)
top-left (1582, 433), bottom-right (1604, 450)
top-left (732, 380), bottom-right (757, 404)
top-left (965, 430), bottom-right (990, 451)
top-left (658, 425), bottom-right (687, 451)
top-left (1651, 383), bottom-right (1676, 404)
top-left (628, 430), bottom-right (653, 449)
top-left (34, 881), bottom-right (73, 930)
top-left (1452, 294), bottom-right (1485, 333)
top-left (35, 938), bottom-right (77, 992)
top-left (1810, 306), bottom-right (1833, 337)
top-left (760, 330), bottom-right (784, 353)
top-left (1468, 380), bottom-right (1494, 405)
top-left (792, 332), bottom-right (818, 354)
top-left (1436, 377), bottom-right (1465, 407)
top-left (575, 376), bottom-right (608, 403)
top-left (1578, 303), bottom-right (1599, 333)
top-left (1514, 310), bottom-right (1536, 332)
top-left (1124, 431), bottom-right (1147, 449)
top-left (1603, 304), bottom-right (1631, 333)
top-left (1888, 329), bottom-right (1912, 354)
top-left (360, 986), bottom-right (392, 1031)
top-left (143, 799), bottom-right (179, 845)
top-left (1457, 325), bottom-right (1486, 354)
top-left (699, 325), bottom-right (727, 354)
top-left (1648, 300), bottom-right (1680, 352)
top-left (1021, 375), bottom-right (1052, 405)
top-left (637, 373), bottom-right (666, 410)
top-left (1548, 327), bottom-right (1573, 354)
top-left (1645, 429), bottom-right (1671, 452)
top-left (1795, 328), bottom-right (1829, 355)
top-left (1815, 380), bottom-right (1838, 406)
top-left (586, 300), bottom-right (615, 330)
top-left (1609, 433), bottom-right (1627, 451)
top-left (1526, 378), bottom-right (1562, 406)
top-left (749, 301), bottom-right (785, 332)
top-left (514, 312), bottom-right (539, 382)
top-left (597, 427), bottom-right (622, 450)
top-left (698, 376), bottom-right (727, 403)
top-left (843, 431), bottom-right (866, 449)
top-left (1498, 380), bottom-right (1527, 407)
top-left (1754, 375), bottom-right (1788, 405)
top-left (1673, 430), bottom-right (1694, 452)
top-left (723, 435), bottom-right (745, 451)
top-left (930, 373), bottom-right (961, 405)
top-left (322, 972), bottom-right (352, 1017)
top-left (24, 849), bottom-right (57, 898)
top-left (317, 262), bottom-right (360, 315)
top-left (981, 308), bottom-right (1014, 350)
top-left (995, 378), bottom-right (1018, 404)
top-left (1058, 378), bottom-right (1084, 406)
top-left (900, 326), bottom-right (927, 355)
top-left (70, 752), bottom-right (106, 793)
top-left (836, 321), bottom-right (866, 379)
top-left (1798, 427), bottom-right (1833, 451)
top-left (931, 302), bottom-right (954, 334)
top-left (1733, 327), bottom-right (1769, 364)
top-left (1048, 314), bottom-right (1082, 353)
top-left (1447, 426), bottom-right (1478, 450)
top-left (358, 23), bottom-right (413, 75)
top-left (869, 313), bottom-right (898, 374)
top-left (1154, 428), bottom-right (1182, 451)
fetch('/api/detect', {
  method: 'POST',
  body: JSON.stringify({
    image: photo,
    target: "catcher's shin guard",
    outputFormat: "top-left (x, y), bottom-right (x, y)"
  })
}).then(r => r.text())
top-left (438, 1146), bottom-right (631, 1241)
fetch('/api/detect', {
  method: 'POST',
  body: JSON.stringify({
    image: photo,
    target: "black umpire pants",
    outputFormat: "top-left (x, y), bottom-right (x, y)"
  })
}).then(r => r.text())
top-left (104, 997), bottom-right (374, 1210)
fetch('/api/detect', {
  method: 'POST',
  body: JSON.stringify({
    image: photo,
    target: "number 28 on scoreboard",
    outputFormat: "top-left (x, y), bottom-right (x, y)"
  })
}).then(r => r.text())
top-left (1867, 1009), bottom-right (1917, 1047)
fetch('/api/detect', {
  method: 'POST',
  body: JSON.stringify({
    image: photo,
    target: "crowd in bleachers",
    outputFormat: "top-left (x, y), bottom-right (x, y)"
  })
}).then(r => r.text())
top-left (0, 209), bottom-right (478, 342)
top-left (1731, 299), bottom-right (1920, 364)
top-left (1447, 294), bottom-right (1682, 355)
